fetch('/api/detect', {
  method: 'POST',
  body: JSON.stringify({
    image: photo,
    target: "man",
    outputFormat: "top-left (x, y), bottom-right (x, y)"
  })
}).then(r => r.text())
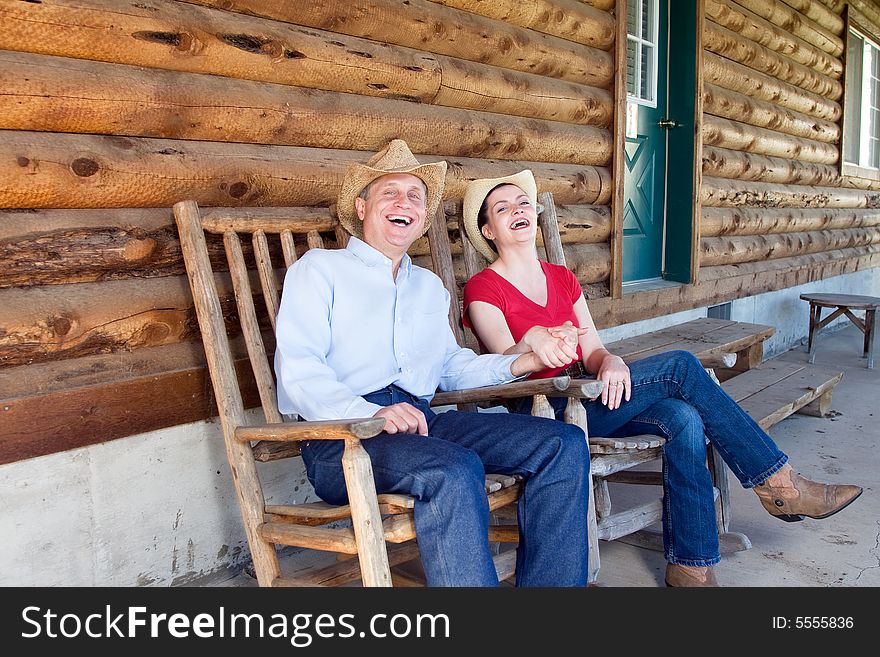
top-left (274, 139), bottom-right (589, 586)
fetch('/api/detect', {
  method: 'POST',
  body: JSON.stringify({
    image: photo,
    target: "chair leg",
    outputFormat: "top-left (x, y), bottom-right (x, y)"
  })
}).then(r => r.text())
top-left (341, 438), bottom-right (392, 587)
top-left (563, 397), bottom-right (600, 584)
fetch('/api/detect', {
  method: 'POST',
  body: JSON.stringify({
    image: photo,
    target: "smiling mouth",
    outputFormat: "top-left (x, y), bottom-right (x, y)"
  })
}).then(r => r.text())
top-left (510, 219), bottom-right (530, 230)
top-left (387, 215), bottom-right (413, 226)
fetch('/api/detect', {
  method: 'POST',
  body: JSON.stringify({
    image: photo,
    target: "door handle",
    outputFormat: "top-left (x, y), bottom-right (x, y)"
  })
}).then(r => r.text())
top-left (658, 118), bottom-right (680, 129)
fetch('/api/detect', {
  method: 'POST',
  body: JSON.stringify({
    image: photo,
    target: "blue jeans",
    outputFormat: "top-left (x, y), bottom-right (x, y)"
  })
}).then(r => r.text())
top-left (512, 350), bottom-right (788, 567)
top-left (300, 385), bottom-right (590, 587)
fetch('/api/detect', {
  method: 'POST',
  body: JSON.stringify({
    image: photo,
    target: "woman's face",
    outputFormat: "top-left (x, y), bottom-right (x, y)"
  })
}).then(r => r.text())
top-left (481, 184), bottom-right (539, 254)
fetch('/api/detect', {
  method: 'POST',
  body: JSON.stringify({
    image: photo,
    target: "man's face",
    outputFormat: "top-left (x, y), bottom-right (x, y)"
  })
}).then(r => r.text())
top-left (355, 173), bottom-right (428, 257)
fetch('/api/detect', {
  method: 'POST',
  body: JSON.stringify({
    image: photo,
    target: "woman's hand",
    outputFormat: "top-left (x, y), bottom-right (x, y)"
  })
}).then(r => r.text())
top-left (597, 354), bottom-right (630, 410)
top-left (548, 320), bottom-right (589, 350)
top-left (522, 325), bottom-right (579, 369)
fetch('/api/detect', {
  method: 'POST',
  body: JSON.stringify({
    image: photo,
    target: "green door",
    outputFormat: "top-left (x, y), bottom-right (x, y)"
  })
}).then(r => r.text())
top-left (623, 0), bottom-right (668, 284)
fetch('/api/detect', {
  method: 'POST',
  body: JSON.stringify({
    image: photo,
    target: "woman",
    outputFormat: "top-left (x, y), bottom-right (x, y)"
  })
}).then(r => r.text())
top-left (461, 170), bottom-right (863, 587)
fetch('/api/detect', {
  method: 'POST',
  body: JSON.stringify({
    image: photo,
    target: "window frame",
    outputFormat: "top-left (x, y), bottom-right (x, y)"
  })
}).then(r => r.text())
top-left (626, 0), bottom-right (661, 108)
top-left (841, 6), bottom-right (880, 183)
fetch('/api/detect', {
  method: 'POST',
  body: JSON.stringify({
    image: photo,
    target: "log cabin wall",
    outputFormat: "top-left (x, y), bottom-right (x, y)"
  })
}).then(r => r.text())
top-left (0, 0), bottom-right (618, 464)
top-left (1, 0), bottom-right (879, 466)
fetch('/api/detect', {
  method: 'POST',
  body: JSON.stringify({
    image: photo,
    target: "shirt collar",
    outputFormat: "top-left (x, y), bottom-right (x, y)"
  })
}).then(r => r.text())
top-left (346, 236), bottom-right (413, 277)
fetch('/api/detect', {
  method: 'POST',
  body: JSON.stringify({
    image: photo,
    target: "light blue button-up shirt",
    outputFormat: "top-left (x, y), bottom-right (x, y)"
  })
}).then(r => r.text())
top-left (274, 237), bottom-right (521, 421)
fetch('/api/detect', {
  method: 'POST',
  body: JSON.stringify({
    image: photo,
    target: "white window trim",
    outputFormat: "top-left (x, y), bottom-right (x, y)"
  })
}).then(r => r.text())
top-left (842, 9), bottom-right (880, 182)
top-left (627, 0), bottom-right (660, 108)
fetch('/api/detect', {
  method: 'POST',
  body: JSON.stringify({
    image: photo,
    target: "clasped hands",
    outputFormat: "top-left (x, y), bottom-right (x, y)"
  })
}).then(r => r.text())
top-left (523, 321), bottom-right (588, 369)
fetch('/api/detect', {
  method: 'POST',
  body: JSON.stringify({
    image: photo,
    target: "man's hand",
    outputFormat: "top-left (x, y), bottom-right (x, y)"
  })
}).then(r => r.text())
top-left (548, 321), bottom-right (589, 350)
top-left (373, 402), bottom-right (428, 435)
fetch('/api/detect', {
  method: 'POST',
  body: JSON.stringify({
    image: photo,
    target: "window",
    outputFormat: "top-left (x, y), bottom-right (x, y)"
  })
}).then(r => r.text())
top-left (626, 0), bottom-right (659, 106)
top-left (842, 9), bottom-right (880, 181)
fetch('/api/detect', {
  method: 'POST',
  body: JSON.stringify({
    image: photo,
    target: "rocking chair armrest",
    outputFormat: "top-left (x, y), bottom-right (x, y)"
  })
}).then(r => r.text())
top-left (553, 378), bottom-right (605, 399)
top-left (235, 418), bottom-right (387, 443)
top-left (430, 376), bottom-right (572, 406)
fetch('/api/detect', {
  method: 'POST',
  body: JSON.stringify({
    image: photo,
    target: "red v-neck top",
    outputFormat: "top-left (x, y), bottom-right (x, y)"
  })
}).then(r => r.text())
top-left (463, 261), bottom-right (583, 379)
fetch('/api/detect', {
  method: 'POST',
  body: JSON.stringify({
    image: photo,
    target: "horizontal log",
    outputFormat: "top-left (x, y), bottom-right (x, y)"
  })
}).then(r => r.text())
top-left (0, 51), bottom-right (612, 165)
top-left (704, 20), bottom-right (842, 100)
top-left (702, 115), bottom-right (838, 165)
top-left (850, 0), bottom-right (880, 30)
top-left (700, 228), bottom-right (880, 266)
top-left (701, 207), bottom-right (880, 236)
top-left (429, 0), bottom-right (615, 49)
top-left (409, 204), bottom-right (611, 256)
top-left (814, 0), bottom-right (844, 13)
top-left (705, 0), bottom-right (842, 78)
top-left (703, 83), bottom-right (839, 144)
top-left (0, 275), bottom-right (232, 367)
top-left (703, 52), bottom-right (840, 121)
top-left (698, 244), bottom-right (880, 282)
top-left (0, 131), bottom-right (613, 209)
top-left (0, 204), bottom-right (608, 287)
top-left (701, 176), bottom-right (880, 208)
top-left (412, 242), bottom-right (611, 287)
top-left (0, 0), bottom-right (610, 126)
top-left (0, 208), bottom-right (333, 288)
top-left (840, 175), bottom-right (880, 192)
top-left (732, 0), bottom-right (844, 56)
top-left (181, 0), bottom-right (615, 88)
top-left (702, 146), bottom-right (842, 185)
top-left (576, 0), bottom-right (615, 8)
top-left (6, 247), bottom-right (880, 463)
top-left (776, 0), bottom-right (845, 34)
top-left (0, 340), bottom-right (261, 466)
top-left (589, 245), bottom-right (880, 327)
top-left (433, 54), bottom-right (613, 126)
top-left (0, 0), bottom-right (442, 103)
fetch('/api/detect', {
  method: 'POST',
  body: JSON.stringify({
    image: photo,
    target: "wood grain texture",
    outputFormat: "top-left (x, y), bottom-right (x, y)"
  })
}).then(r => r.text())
top-left (703, 52), bottom-right (840, 121)
top-left (703, 83), bottom-right (839, 144)
top-left (0, 131), bottom-right (612, 209)
top-left (705, 0), bottom-right (842, 78)
top-left (0, 51), bottom-right (612, 164)
top-left (181, 0), bottom-right (615, 87)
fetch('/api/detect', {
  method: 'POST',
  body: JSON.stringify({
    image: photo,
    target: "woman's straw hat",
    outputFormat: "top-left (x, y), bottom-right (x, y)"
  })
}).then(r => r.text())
top-left (337, 139), bottom-right (447, 238)
top-left (461, 170), bottom-right (537, 262)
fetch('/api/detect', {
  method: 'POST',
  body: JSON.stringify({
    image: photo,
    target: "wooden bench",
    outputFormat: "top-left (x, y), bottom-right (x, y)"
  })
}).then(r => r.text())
top-left (597, 318), bottom-right (844, 554)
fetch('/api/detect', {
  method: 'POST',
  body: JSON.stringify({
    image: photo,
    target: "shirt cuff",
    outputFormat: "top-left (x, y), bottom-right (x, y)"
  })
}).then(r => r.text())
top-left (503, 354), bottom-right (527, 382)
top-left (343, 398), bottom-right (385, 421)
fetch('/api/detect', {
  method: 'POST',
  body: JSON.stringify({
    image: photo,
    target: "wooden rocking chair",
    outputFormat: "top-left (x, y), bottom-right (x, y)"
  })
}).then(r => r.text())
top-left (173, 200), bottom-right (601, 587)
top-left (449, 191), bottom-right (739, 582)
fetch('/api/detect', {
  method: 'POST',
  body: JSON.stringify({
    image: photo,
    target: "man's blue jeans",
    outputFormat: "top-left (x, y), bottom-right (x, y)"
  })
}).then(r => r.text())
top-left (300, 385), bottom-right (590, 587)
top-left (514, 350), bottom-right (788, 567)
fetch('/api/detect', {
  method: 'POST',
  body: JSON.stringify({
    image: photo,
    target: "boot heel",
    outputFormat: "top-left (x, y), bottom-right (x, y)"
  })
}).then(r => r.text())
top-left (773, 513), bottom-right (805, 523)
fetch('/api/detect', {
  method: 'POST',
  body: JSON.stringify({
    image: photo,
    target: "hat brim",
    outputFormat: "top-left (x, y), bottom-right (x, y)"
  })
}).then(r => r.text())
top-left (462, 170), bottom-right (537, 263)
top-left (337, 160), bottom-right (447, 239)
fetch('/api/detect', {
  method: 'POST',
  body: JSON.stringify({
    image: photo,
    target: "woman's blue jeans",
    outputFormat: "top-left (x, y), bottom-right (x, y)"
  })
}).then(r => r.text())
top-left (513, 350), bottom-right (788, 567)
top-left (300, 385), bottom-right (591, 586)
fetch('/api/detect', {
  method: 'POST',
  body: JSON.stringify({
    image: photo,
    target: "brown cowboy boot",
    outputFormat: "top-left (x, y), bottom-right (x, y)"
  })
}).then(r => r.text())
top-left (755, 469), bottom-right (862, 523)
top-left (664, 564), bottom-right (719, 587)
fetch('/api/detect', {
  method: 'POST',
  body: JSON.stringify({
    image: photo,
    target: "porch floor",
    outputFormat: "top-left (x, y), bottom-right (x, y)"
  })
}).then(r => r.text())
top-left (221, 324), bottom-right (879, 587)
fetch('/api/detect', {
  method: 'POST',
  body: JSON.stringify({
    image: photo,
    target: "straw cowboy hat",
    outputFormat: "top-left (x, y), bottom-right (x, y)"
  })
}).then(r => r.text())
top-left (462, 169), bottom-right (538, 262)
top-left (336, 139), bottom-right (448, 238)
